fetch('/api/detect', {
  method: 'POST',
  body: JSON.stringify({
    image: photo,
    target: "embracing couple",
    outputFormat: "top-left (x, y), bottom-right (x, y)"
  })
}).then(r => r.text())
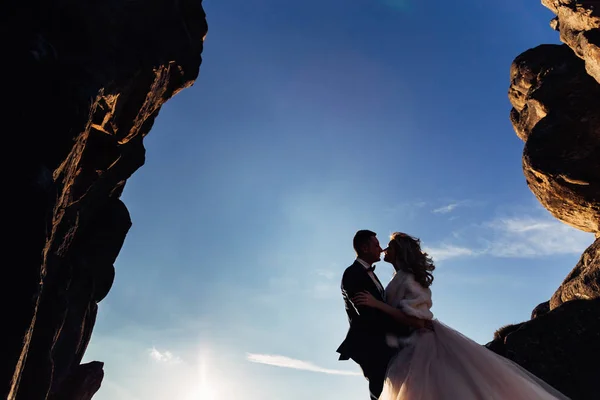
top-left (337, 230), bottom-right (570, 400)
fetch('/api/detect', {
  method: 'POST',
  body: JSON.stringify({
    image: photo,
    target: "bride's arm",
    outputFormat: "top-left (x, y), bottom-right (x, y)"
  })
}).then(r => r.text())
top-left (353, 292), bottom-right (427, 329)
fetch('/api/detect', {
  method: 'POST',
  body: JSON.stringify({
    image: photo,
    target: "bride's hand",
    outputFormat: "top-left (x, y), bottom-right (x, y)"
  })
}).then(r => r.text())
top-left (352, 291), bottom-right (381, 309)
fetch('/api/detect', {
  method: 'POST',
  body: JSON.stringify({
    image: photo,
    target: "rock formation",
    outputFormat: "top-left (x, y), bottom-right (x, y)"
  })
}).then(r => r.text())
top-left (1, 1), bottom-right (208, 399)
top-left (551, 239), bottom-right (600, 309)
top-left (487, 2), bottom-right (600, 399)
top-left (544, 0), bottom-right (600, 84)
top-left (509, 44), bottom-right (600, 233)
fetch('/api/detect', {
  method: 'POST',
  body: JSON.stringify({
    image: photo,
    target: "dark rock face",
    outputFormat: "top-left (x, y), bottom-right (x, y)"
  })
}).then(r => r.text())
top-left (509, 44), bottom-right (600, 233)
top-left (487, 299), bottom-right (600, 400)
top-left (486, 322), bottom-right (526, 358)
top-left (551, 238), bottom-right (600, 309)
top-left (48, 362), bottom-right (104, 400)
top-left (1, 1), bottom-right (207, 399)
top-left (491, 2), bottom-right (600, 399)
top-left (531, 300), bottom-right (550, 319)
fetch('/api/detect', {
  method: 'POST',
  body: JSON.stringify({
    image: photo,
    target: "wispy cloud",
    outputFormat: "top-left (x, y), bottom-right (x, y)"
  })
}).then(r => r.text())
top-left (432, 200), bottom-right (477, 214)
top-left (148, 347), bottom-right (182, 364)
top-left (311, 281), bottom-right (339, 299)
top-left (315, 269), bottom-right (336, 280)
top-left (265, 269), bottom-right (340, 301)
top-left (484, 216), bottom-right (593, 258)
top-left (424, 213), bottom-right (594, 263)
top-left (246, 353), bottom-right (361, 376)
top-left (435, 271), bottom-right (526, 289)
top-left (386, 199), bottom-right (481, 219)
top-left (424, 244), bottom-right (477, 261)
top-left (432, 203), bottom-right (461, 214)
top-left (310, 267), bottom-right (339, 299)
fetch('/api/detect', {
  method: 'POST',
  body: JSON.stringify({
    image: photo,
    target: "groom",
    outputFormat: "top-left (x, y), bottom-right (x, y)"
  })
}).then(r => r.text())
top-left (336, 230), bottom-right (410, 400)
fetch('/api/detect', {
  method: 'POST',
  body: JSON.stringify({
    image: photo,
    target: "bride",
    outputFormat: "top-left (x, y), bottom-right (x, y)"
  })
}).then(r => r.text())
top-left (353, 232), bottom-right (570, 400)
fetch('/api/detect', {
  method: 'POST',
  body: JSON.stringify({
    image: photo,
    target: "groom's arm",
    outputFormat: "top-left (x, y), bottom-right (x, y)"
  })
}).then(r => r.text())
top-left (374, 301), bottom-right (427, 330)
top-left (344, 272), bottom-right (427, 333)
top-left (342, 273), bottom-right (395, 329)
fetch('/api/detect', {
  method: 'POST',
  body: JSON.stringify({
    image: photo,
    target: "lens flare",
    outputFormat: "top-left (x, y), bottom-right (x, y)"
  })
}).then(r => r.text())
top-left (185, 349), bottom-right (219, 400)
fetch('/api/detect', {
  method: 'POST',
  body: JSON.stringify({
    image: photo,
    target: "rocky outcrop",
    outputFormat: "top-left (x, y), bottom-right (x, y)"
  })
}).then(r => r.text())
top-left (508, 43), bottom-right (600, 233)
top-left (531, 300), bottom-right (550, 319)
top-left (488, 299), bottom-right (600, 399)
top-left (487, 239), bottom-right (600, 398)
top-left (1, 1), bottom-right (207, 399)
top-left (48, 362), bottom-right (104, 400)
top-left (551, 238), bottom-right (600, 309)
top-left (543, 0), bottom-right (600, 84)
top-left (490, 2), bottom-right (600, 399)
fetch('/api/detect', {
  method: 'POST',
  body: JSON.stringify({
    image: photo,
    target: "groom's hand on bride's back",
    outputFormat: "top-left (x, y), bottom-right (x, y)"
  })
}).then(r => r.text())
top-left (352, 291), bottom-right (381, 309)
top-left (353, 291), bottom-right (435, 332)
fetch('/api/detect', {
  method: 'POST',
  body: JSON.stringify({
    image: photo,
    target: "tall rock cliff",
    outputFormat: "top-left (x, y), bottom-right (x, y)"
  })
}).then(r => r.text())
top-left (487, 1), bottom-right (600, 399)
top-left (1, 1), bottom-right (208, 399)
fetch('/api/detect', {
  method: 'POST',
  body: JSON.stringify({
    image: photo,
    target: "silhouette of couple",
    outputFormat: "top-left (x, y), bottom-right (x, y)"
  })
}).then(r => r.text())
top-left (337, 230), bottom-right (570, 400)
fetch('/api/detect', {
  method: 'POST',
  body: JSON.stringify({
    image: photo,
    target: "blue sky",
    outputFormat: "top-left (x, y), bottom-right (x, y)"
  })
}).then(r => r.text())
top-left (83, 1), bottom-right (596, 399)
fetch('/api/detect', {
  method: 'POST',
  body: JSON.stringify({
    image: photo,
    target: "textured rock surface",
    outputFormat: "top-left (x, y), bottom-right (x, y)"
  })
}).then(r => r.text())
top-left (543, 0), bottom-right (600, 84)
top-left (1, 0), bottom-right (207, 399)
top-left (508, 44), bottom-right (600, 233)
top-left (486, 240), bottom-right (600, 399)
top-left (531, 300), bottom-right (551, 319)
top-left (47, 362), bottom-right (104, 400)
top-left (492, 3), bottom-right (600, 399)
top-left (487, 299), bottom-right (600, 400)
top-left (551, 238), bottom-right (600, 309)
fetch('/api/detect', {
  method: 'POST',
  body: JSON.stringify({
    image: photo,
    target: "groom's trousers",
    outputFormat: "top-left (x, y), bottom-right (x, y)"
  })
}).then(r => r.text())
top-left (353, 346), bottom-right (396, 400)
top-left (366, 359), bottom-right (389, 400)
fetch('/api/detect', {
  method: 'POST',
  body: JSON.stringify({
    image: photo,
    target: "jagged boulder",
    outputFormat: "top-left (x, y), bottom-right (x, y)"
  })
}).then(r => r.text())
top-left (486, 238), bottom-right (600, 398)
top-left (543, 0), bottom-right (600, 84)
top-left (495, 4), bottom-right (600, 399)
top-left (1, 0), bottom-right (208, 399)
top-left (508, 43), bottom-right (600, 233)
top-left (531, 300), bottom-right (550, 319)
top-left (486, 299), bottom-right (600, 400)
top-left (48, 362), bottom-right (104, 400)
top-left (551, 238), bottom-right (600, 309)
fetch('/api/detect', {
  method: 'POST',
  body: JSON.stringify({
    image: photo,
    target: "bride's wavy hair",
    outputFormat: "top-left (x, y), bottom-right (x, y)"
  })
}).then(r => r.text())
top-left (389, 232), bottom-right (435, 288)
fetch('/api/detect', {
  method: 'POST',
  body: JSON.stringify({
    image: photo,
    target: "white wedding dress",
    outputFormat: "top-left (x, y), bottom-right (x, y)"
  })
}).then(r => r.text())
top-left (379, 270), bottom-right (571, 400)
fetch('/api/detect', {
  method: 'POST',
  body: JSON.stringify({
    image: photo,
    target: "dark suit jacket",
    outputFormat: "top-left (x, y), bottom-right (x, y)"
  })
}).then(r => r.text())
top-left (336, 261), bottom-right (410, 363)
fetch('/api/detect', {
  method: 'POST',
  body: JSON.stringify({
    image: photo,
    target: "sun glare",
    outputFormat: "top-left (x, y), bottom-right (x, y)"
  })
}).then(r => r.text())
top-left (185, 349), bottom-right (219, 400)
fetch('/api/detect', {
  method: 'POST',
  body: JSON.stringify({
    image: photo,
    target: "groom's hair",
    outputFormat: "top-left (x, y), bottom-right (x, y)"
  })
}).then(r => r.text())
top-left (353, 230), bottom-right (376, 256)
